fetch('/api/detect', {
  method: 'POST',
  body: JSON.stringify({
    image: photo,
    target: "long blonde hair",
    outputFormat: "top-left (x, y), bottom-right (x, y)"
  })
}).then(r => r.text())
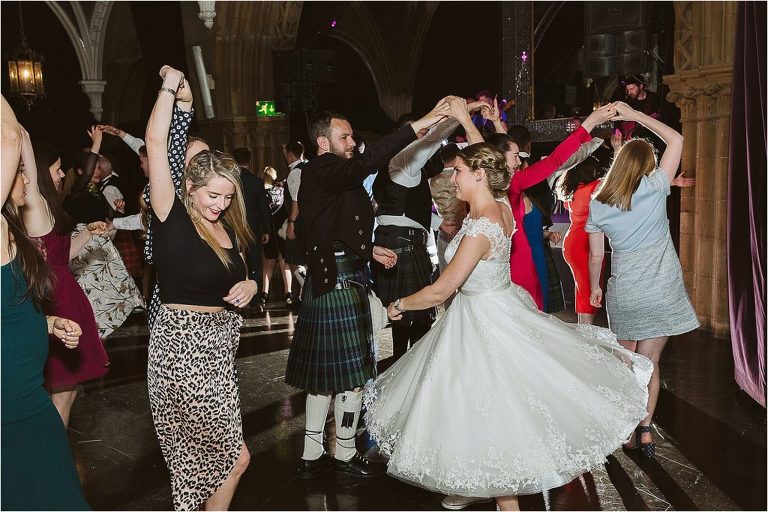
top-left (183, 150), bottom-right (254, 268)
top-left (594, 139), bottom-right (657, 211)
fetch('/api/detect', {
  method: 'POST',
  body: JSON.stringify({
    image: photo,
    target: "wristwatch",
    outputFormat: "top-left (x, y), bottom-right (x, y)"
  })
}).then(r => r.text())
top-left (393, 298), bottom-right (404, 312)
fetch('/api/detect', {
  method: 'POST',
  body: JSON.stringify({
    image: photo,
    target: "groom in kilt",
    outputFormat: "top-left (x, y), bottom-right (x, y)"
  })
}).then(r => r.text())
top-left (286, 103), bottom-right (450, 478)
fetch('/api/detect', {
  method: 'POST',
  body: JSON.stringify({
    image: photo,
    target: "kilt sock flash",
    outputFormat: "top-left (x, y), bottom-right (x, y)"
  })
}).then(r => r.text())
top-left (334, 390), bottom-right (363, 461)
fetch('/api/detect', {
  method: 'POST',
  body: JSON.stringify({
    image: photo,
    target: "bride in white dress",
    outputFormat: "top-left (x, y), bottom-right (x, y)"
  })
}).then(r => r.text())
top-left (364, 142), bottom-right (652, 511)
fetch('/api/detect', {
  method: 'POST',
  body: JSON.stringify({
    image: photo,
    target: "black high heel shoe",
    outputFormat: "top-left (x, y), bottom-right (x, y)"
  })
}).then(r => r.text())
top-left (635, 425), bottom-right (656, 459)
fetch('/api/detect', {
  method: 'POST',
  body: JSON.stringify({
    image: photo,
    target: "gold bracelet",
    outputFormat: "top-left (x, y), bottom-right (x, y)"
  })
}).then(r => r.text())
top-left (158, 86), bottom-right (176, 96)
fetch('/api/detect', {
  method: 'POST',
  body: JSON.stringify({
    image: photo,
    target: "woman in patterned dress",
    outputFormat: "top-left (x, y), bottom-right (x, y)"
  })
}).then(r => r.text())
top-left (145, 65), bottom-right (256, 511)
top-left (64, 126), bottom-right (144, 337)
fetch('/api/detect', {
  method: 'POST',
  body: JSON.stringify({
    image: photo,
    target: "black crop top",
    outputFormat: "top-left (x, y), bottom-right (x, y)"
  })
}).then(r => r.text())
top-left (153, 196), bottom-right (246, 306)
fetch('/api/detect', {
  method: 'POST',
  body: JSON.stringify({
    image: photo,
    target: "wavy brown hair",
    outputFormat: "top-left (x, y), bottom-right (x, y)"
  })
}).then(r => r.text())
top-left (555, 156), bottom-right (603, 202)
top-left (457, 143), bottom-right (511, 198)
top-left (3, 187), bottom-right (53, 309)
top-left (182, 150), bottom-right (254, 269)
top-left (33, 142), bottom-right (75, 235)
top-left (594, 139), bottom-right (656, 211)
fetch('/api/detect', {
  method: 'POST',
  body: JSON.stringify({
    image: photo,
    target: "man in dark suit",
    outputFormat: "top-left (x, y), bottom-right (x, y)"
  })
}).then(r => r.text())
top-left (233, 147), bottom-right (272, 308)
top-left (284, 101), bottom-right (449, 479)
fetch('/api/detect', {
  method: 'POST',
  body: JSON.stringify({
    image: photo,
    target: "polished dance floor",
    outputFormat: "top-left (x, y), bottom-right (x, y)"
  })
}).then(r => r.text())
top-left (70, 301), bottom-right (766, 510)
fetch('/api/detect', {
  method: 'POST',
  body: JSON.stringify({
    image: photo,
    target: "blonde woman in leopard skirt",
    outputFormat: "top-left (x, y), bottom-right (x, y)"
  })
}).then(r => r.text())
top-left (145, 65), bottom-right (256, 510)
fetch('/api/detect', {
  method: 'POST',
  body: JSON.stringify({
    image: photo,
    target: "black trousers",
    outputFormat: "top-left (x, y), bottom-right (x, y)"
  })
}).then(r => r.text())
top-left (245, 235), bottom-right (264, 292)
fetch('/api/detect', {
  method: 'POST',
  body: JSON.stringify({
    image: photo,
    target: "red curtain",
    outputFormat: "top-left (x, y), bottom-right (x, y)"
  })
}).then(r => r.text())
top-left (727, 1), bottom-right (766, 407)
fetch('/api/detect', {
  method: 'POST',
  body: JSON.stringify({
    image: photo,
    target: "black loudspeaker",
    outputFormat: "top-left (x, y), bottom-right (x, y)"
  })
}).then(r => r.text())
top-left (274, 81), bottom-right (320, 113)
top-left (586, 33), bottom-right (617, 56)
top-left (585, 55), bottom-right (619, 78)
top-left (584, 2), bottom-right (650, 77)
top-left (619, 29), bottom-right (650, 53)
top-left (585, 2), bottom-right (644, 33)
top-left (273, 49), bottom-right (336, 113)
top-left (273, 49), bottom-right (337, 84)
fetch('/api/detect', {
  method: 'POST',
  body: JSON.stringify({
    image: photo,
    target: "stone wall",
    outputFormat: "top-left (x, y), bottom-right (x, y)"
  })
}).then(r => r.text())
top-left (663, 1), bottom-right (738, 336)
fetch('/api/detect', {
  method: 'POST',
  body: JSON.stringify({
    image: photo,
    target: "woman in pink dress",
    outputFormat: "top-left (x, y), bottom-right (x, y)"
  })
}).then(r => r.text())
top-left (483, 103), bottom-right (617, 310)
top-left (19, 134), bottom-right (110, 426)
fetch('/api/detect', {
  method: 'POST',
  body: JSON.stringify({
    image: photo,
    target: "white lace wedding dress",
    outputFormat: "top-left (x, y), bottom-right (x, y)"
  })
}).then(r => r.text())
top-left (364, 216), bottom-right (652, 498)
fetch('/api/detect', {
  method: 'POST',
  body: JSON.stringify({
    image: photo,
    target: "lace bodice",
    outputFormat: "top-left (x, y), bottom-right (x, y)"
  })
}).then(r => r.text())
top-left (445, 216), bottom-right (513, 293)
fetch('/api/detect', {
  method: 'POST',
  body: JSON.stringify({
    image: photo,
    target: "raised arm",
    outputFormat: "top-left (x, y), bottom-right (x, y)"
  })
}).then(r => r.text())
top-left (1, 96), bottom-right (21, 206)
top-left (18, 128), bottom-right (54, 237)
top-left (480, 97), bottom-right (506, 134)
top-left (70, 126), bottom-right (103, 198)
top-left (146, 66), bottom-right (186, 221)
top-left (102, 125), bottom-right (145, 155)
top-left (388, 118), bottom-right (459, 186)
top-left (447, 96), bottom-right (485, 144)
top-left (613, 101), bottom-right (683, 182)
top-left (511, 127), bottom-right (592, 191)
top-left (512, 103), bottom-right (617, 192)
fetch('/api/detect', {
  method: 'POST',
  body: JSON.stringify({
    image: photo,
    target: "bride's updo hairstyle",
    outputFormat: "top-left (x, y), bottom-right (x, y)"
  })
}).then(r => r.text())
top-left (457, 143), bottom-right (511, 198)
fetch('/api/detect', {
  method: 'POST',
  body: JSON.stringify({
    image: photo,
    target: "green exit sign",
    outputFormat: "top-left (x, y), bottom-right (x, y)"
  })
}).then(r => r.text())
top-left (256, 100), bottom-right (280, 116)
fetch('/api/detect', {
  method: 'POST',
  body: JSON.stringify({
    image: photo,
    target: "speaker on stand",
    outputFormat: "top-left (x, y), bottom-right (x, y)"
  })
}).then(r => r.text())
top-left (584, 2), bottom-right (651, 78)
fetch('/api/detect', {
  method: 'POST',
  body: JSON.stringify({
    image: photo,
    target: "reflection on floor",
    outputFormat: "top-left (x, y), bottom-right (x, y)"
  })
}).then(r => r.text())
top-left (71, 302), bottom-right (766, 510)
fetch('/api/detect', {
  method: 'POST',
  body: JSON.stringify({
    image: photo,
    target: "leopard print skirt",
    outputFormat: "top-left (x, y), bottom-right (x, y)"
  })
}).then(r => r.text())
top-left (148, 304), bottom-right (244, 510)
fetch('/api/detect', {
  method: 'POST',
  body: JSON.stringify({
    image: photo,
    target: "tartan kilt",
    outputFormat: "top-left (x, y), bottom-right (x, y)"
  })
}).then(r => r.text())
top-left (114, 230), bottom-right (142, 279)
top-left (543, 239), bottom-right (565, 313)
top-left (285, 256), bottom-right (375, 393)
top-left (372, 226), bottom-right (436, 324)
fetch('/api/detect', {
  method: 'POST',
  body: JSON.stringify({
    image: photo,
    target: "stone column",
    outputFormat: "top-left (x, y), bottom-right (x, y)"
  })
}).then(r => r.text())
top-left (663, 1), bottom-right (736, 336)
top-left (675, 97), bottom-right (697, 294)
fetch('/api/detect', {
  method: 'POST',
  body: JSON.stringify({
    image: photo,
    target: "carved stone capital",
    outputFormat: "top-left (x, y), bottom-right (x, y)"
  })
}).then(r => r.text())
top-left (379, 93), bottom-right (414, 122)
top-left (695, 92), bottom-right (719, 120)
top-left (716, 87), bottom-right (732, 117)
top-left (197, 1), bottom-right (216, 29)
top-left (677, 97), bottom-right (697, 121)
top-left (79, 80), bottom-right (107, 121)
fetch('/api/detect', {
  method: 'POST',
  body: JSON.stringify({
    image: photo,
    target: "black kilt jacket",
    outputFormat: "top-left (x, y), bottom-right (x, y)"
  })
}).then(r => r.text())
top-left (298, 125), bottom-right (417, 297)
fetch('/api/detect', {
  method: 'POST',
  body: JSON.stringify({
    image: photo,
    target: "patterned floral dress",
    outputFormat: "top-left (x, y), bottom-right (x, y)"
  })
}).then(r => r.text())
top-left (69, 226), bottom-right (144, 338)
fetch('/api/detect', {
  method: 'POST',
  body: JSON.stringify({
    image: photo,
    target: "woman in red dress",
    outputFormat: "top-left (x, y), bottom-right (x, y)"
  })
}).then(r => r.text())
top-left (19, 135), bottom-right (110, 426)
top-left (483, 103), bottom-right (617, 310)
top-left (557, 156), bottom-right (604, 324)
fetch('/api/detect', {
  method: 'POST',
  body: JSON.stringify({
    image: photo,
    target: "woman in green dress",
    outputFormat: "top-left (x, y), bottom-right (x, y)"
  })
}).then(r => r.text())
top-left (1, 96), bottom-right (89, 510)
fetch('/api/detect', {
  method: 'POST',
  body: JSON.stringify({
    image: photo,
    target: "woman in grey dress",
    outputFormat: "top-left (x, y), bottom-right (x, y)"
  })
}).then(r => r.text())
top-left (585, 101), bottom-right (699, 459)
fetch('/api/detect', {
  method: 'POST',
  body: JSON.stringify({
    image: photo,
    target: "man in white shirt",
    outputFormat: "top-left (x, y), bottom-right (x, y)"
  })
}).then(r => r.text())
top-left (96, 156), bottom-right (125, 214)
top-left (280, 141), bottom-right (308, 304)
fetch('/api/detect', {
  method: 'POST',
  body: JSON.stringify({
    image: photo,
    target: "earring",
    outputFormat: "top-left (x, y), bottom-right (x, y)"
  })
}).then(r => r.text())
top-left (476, 177), bottom-right (482, 182)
